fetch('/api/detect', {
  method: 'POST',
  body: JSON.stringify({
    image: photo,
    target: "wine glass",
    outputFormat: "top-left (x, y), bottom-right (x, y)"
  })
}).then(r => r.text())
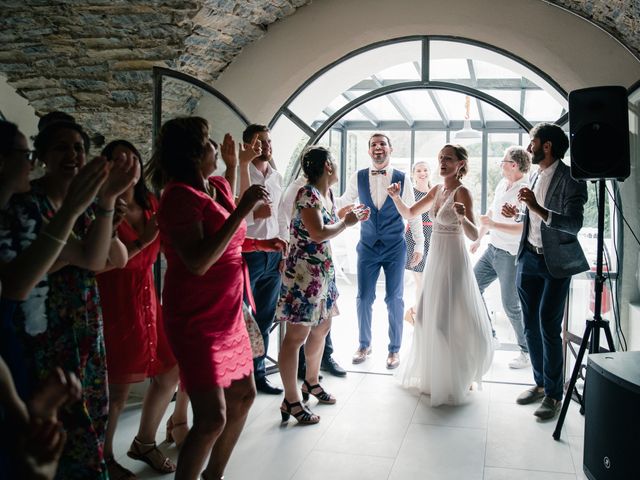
top-left (515, 182), bottom-right (529, 222)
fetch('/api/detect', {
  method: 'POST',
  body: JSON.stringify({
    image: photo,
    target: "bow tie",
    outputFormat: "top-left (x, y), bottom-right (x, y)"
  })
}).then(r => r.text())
top-left (371, 169), bottom-right (387, 176)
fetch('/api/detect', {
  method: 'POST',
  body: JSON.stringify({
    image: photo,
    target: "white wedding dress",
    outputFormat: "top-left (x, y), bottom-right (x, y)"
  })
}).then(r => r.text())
top-left (398, 185), bottom-right (494, 406)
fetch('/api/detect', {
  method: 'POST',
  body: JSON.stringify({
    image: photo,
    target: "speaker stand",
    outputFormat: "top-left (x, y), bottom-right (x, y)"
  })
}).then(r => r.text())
top-left (553, 180), bottom-right (615, 440)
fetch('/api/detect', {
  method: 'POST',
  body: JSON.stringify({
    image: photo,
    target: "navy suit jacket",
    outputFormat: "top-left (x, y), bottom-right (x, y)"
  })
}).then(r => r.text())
top-left (517, 161), bottom-right (589, 278)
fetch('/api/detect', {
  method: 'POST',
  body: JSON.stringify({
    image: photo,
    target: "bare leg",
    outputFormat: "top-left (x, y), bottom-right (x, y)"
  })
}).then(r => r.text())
top-left (172, 387), bottom-right (190, 423)
top-left (104, 383), bottom-right (132, 458)
top-left (278, 324), bottom-right (311, 403)
top-left (174, 387), bottom-right (226, 480)
top-left (136, 365), bottom-right (179, 443)
top-left (202, 375), bottom-right (256, 479)
top-left (304, 318), bottom-right (332, 386)
top-left (168, 387), bottom-right (191, 447)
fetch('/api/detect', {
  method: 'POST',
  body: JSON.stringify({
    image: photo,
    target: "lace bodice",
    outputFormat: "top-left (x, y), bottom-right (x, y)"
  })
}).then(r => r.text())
top-left (430, 185), bottom-right (463, 234)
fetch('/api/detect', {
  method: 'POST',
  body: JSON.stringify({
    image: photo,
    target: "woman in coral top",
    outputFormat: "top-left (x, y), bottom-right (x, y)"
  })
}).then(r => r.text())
top-left (96, 140), bottom-right (179, 479)
top-left (148, 117), bottom-right (282, 480)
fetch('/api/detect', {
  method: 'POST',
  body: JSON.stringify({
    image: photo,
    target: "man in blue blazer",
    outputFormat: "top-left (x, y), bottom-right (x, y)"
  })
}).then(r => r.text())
top-left (339, 133), bottom-right (423, 369)
top-left (503, 123), bottom-right (588, 420)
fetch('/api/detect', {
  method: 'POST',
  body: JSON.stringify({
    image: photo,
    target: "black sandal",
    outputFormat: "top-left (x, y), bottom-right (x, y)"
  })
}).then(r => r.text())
top-left (280, 398), bottom-right (320, 425)
top-left (301, 379), bottom-right (336, 404)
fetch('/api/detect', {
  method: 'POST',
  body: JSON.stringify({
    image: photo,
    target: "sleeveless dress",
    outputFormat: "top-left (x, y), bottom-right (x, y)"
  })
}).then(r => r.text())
top-left (398, 185), bottom-right (494, 406)
top-left (97, 194), bottom-right (176, 384)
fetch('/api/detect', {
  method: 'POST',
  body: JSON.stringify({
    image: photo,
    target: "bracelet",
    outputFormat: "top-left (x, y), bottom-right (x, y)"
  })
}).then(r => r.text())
top-left (41, 230), bottom-right (67, 246)
top-left (95, 205), bottom-right (115, 217)
top-left (133, 239), bottom-right (144, 250)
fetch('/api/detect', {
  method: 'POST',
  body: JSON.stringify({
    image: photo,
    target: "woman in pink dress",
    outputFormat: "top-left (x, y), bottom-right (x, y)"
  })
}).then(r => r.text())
top-left (148, 117), bottom-right (280, 480)
top-left (96, 140), bottom-right (179, 479)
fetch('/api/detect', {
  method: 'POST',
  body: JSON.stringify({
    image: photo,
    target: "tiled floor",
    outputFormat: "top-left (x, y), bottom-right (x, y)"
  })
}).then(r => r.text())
top-left (113, 275), bottom-right (588, 479)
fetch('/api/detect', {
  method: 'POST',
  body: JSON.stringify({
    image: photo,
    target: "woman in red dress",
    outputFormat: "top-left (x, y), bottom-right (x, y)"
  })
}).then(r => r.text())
top-left (96, 140), bottom-right (179, 479)
top-left (148, 117), bottom-right (279, 480)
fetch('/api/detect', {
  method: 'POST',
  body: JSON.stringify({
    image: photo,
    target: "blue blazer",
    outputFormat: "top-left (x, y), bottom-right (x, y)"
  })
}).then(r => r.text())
top-left (517, 161), bottom-right (589, 278)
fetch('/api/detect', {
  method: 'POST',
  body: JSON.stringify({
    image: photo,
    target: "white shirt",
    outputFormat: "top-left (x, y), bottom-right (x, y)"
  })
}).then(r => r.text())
top-left (338, 166), bottom-right (424, 254)
top-left (277, 176), bottom-right (307, 243)
top-left (245, 162), bottom-right (288, 240)
top-left (527, 160), bottom-right (559, 248)
top-left (489, 177), bottom-right (528, 255)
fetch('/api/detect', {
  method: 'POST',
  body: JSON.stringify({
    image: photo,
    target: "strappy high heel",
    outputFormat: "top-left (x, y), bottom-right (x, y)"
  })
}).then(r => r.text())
top-left (280, 398), bottom-right (320, 425)
top-left (301, 379), bottom-right (336, 404)
top-left (166, 415), bottom-right (189, 448)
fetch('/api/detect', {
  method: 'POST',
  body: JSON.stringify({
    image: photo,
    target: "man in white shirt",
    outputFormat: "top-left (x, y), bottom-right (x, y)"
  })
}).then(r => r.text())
top-left (470, 146), bottom-right (531, 369)
top-left (240, 124), bottom-right (288, 395)
top-left (503, 123), bottom-right (588, 420)
top-left (338, 133), bottom-right (423, 369)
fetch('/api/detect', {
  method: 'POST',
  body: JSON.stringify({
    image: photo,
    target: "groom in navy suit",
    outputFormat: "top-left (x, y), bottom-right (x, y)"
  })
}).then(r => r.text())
top-left (503, 123), bottom-right (588, 420)
top-left (339, 133), bottom-right (424, 369)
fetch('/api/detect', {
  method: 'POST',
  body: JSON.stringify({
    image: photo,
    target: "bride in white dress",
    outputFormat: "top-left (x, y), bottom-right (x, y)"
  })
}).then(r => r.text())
top-left (387, 144), bottom-right (494, 406)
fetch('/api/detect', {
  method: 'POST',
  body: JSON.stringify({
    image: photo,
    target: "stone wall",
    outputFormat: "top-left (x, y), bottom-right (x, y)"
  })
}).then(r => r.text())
top-left (0, 0), bottom-right (309, 154)
top-left (0, 0), bottom-right (638, 154)
top-left (547, 0), bottom-right (639, 60)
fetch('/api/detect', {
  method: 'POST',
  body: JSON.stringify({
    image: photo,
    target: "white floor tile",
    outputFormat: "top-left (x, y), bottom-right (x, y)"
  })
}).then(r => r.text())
top-left (108, 274), bottom-right (586, 479)
top-left (484, 466), bottom-right (577, 479)
top-left (411, 388), bottom-right (491, 429)
top-left (291, 450), bottom-right (394, 480)
top-left (389, 423), bottom-right (486, 480)
top-left (485, 402), bottom-right (575, 474)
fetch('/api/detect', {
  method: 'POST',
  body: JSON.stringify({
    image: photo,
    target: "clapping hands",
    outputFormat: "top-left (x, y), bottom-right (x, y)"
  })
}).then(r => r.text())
top-left (237, 184), bottom-right (271, 218)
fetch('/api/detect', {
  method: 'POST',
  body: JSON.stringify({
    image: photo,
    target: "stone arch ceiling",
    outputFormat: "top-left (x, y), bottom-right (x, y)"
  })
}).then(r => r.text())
top-left (0, 0), bottom-right (638, 153)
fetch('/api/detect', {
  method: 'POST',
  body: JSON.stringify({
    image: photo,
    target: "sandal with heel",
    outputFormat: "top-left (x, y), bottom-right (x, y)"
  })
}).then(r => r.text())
top-left (280, 398), bottom-right (320, 425)
top-left (105, 456), bottom-right (137, 480)
top-left (166, 415), bottom-right (189, 448)
top-left (301, 379), bottom-right (336, 404)
top-left (127, 436), bottom-right (176, 473)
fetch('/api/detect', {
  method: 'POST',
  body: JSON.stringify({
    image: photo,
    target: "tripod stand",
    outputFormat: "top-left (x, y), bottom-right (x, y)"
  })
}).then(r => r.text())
top-left (553, 179), bottom-right (616, 440)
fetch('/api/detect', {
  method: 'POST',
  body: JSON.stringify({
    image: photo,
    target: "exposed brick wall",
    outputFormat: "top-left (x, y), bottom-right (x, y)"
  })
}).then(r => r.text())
top-left (0, 0), bottom-right (638, 155)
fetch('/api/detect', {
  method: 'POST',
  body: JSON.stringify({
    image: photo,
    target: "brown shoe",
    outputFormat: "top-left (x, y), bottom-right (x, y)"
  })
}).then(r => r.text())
top-left (352, 347), bottom-right (372, 364)
top-left (516, 386), bottom-right (545, 405)
top-left (533, 396), bottom-right (561, 420)
top-left (386, 352), bottom-right (400, 369)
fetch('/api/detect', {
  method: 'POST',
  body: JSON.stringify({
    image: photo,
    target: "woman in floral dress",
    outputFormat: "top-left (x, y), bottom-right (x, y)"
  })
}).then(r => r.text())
top-left (276, 146), bottom-right (368, 425)
top-left (6, 120), bottom-right (135, 479)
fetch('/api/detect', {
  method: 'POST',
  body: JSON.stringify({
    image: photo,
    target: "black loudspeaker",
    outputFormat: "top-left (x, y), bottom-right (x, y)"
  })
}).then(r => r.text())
top-left (569, 86), bottom-right (630, 181)
top-left (584, 352), bottom-right (640, 480)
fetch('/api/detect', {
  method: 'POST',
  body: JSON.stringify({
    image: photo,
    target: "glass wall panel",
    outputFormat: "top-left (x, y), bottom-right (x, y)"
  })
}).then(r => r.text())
top-left (288, 40), bottom-right (422, 125)
top-left (414, 131), bottom-right (447, 172)
top-left (269, 115), bottom-right (310, 182)
top-left (161, 75), bottom-right (247, 177)
top-left (436, 90), bottom-right (481, 121)
top-left (395, 90), bottom-right (442, 121)
top-left (524, 90), bottom-right (565, 121)
top-left (485, 133), bottom-right (522, 210)
top-left (480, 89), bottom-right (521, 117)
top-left (429, 40), bottom-right (567, 114)
top-left (458, 139), bottom-right (484, 212)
